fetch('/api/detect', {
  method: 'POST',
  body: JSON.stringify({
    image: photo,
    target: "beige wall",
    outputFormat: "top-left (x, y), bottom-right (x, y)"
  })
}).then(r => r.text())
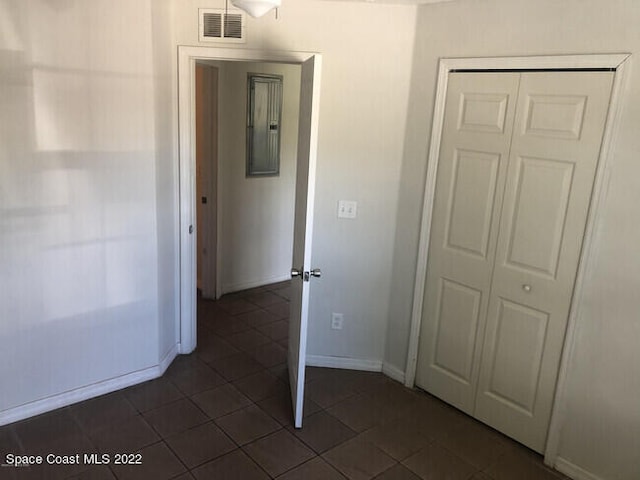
top-left (386, 1), bottom-right (640, 478)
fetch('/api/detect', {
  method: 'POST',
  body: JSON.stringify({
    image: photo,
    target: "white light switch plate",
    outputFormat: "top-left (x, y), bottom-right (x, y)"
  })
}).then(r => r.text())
top-left (338, 200), bottom-right (357, 219)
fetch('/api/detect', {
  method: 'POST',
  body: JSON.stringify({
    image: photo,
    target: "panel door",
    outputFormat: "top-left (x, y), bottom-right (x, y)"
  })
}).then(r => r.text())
top-left (474, 71), bottom-right (614, 452)
top-left (415, 73), bottom-right (521, 413)
top-left (288, 54), bottom-right (322, 428)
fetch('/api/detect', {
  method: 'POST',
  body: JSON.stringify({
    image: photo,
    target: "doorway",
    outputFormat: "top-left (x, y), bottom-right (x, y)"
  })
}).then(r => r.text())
top-left (403, 54), bottom-right (630, 461)
top-left (195, 60), bottom-right (301, 301)
top-left (178, 46), bottom-right (322, 428)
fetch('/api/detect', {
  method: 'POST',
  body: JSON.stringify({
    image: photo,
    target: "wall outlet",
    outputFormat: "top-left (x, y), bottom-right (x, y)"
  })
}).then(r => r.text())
top-left (331, 313), bottom-right (344, 330)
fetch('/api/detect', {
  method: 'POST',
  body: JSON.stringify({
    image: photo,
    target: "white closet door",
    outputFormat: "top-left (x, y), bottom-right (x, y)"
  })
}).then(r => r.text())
top-left (474, 71), bottom-right (614, 452)
top-left (415, 72), bottom-right (521, 413)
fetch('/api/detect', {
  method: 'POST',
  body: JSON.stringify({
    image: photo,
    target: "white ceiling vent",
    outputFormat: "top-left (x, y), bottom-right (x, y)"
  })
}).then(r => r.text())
top-left (199, 9), bottom-right (246, 43)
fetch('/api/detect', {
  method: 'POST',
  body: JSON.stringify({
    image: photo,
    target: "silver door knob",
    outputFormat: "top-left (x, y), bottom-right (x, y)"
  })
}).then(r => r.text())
top-left (310, 268), bottom-right (322, 278)
top-left (522, 284), bottom-right (532, 292)
top-left (291, 268), bottom-right (302, 278)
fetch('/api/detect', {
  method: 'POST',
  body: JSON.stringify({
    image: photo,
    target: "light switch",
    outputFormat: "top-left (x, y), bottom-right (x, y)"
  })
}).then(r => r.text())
top-left (338, 200), bottom-right (357, 219)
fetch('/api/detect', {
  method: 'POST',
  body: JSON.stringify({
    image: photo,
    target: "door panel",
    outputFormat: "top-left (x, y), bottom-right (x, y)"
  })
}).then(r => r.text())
top-left (288, 55), bottom-right (321, 429)
top-left (475, 71), bottom-right (614, 452)
top-left (485, 298), bottom-right (549, 414)
top-left (415, 72), bottom-right (521, 413)
top-left (505, 156), bottom-right (574, 277)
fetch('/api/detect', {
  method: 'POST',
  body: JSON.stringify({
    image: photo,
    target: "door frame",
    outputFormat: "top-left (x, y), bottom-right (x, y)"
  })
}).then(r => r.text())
top-left (177, 46), bottom-right (321, 354)
top-left (403, 53), bottom-right (631, 464)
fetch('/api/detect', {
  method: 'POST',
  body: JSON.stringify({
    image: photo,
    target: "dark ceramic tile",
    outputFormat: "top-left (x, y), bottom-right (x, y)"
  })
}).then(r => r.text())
top-left (226, 330), bottom-right (272, 352)
top-left (238, 309), bottom-right (281, 328)
top-left (304, 376), bottom-right (359, 409)
top-left (265, 302), bottom-right (290, 319)
top-left (247, 342), bottom-right (288, 368)
top-left (143, 399), bottom-right (208, 437)
top-left (110, 441), bottom-right (185, 480)
top-left (243, 429), bottom-right (315, 477)
top-left (192, 450), bottom-right (269, 480)
top-left (191, 384), bottom-right (253, 419)
top-left (435, 419), bottom-right (509, 470)
top-left (323, 436), bottom-right (396, 480)
top-left (255, 319), bottom-right (289, 341)
top-left (196, 336), bottom-right (240, 363)
top-left (218, 299), bottom-right (260, 316)
top-left (359, 417), bottom-right (430, 461)
top-left (257, 392), bottom-right (294, 426)
top-left (485, 445), bottom-right (566, 480)
top-left (209, 353), bottom-right (264, 381)
top-left (373, 464), bottom-right (422, 480)
top-left (215, 405), bottom-right (280, 446)
top-left (245, 291), bottom-right (284, 308)
top-left (277, 457), bottom-right (347, 480)
top-left (13, 409), bottom-right (84, 449)
top-left (166, 361), bottom-right (226, 396)
top-left (292, 411), bottom-right (357, 454)
top-left (165, 422), bottom-right (236, 469)
top-left (124, 378), bottom-right (184, 413)
top-left (66, 465), bottom-right (117, 479)
top-left (90, 414), bottom-right (159, 454)
top-left (402, 443), bottom-right (477, 480)
top-left (327, 394), bottom-right (397, 433)
top-left (233, 371), bottom-right (288, 402)
top-left (69, 393), bottom-right (137, 435)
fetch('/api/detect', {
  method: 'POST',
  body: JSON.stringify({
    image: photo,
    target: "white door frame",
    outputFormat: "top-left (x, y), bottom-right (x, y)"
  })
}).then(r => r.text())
top-left (403, 53), bottom-right (631, 465)
top-left (177, 46), bottom-right (321, 354)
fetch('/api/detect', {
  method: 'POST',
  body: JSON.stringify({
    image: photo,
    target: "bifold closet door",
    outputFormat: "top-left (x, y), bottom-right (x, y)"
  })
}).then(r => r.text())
top-left (414, 72), bottom-right (521, 413)
top-left (416, 69), bottom-right (614, 453)
top-left (474, 71), bottom-right (614, 453)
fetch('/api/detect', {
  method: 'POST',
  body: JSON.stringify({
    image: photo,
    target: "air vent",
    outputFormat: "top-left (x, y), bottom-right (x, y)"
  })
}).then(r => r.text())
top-left (199, 9), bottom-right (246, 43)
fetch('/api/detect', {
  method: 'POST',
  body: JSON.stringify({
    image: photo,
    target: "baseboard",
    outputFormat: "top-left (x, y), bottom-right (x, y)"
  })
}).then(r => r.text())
top-left (0, 343), bottom-right (180, 427)
top-left (306, 355), bottom-right (382, 372)
top-left (382, 362), bottom-right (406, 384)
top-left (222, 274), bottom-right (291, 295)
top-left (555, 457), bottom-right (605, 480)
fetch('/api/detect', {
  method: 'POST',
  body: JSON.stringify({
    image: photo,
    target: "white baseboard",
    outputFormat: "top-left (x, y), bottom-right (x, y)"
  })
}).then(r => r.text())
top-left (0, 343), bottom-right (180, 427)
top-left (306, 355), bottom-right (382, 372)
top-left (222, 273), bottom-right (291, 295)
top-left (382, 362), bottom-right (406, 384)
top-left (555, 457), bottom-right (605, 480)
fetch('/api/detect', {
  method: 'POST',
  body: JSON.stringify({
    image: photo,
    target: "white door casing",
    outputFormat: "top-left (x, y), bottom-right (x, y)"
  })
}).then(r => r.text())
top-left (414, 68), bottom-right (616, 453)
top-left (288, 54), bottom-right (322, 429)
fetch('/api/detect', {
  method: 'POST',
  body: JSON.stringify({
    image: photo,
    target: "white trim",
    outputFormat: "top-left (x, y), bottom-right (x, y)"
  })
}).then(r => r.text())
top-left (554, 457), bottom-right (605, 480)
top-left (306, 355), bottom-right (382, 372)
top-left (177, 46), bottom-right (322, 354)
top-left (382, 362), bottom-right (406, 384)
top-left (221, 273), bottom-right (292, 295)
top-left (0, 344), bottom-right (179, 427)
top-left (402, 53), bottom-right (631, 463)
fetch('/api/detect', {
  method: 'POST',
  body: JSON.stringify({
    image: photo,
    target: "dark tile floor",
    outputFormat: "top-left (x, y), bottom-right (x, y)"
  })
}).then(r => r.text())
top-left (0, 281), bottom-right (569, 480)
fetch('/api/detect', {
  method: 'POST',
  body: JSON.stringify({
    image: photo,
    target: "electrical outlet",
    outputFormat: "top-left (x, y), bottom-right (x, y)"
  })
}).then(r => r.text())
top-left (331, 313), bottom-right (344, 330)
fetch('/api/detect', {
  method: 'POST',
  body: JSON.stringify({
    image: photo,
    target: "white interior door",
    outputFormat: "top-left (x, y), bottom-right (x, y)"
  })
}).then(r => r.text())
top-left (288, 54), bottom-right (322, 428)
top-left (416, 69), bottom-right (613, 453)
top-left (415, 72), bottom-right (521, 413)
top-left (474, 71), bottom-right (614, 452)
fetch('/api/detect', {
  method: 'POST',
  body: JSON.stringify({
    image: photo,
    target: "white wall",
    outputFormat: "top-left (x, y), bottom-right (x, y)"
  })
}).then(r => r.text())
top-left (0, 0), bottom-right (177, 420)
top-left (387, 1), bottom-right (640, 478)
top-left (173, 0), bottom-right (417, 361)
top-left (213, 61), bottom-right (301, 294)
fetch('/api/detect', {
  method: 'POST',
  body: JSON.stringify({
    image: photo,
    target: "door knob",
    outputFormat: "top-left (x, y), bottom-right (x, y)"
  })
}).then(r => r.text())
top-left (291, 268), bottom-right (303, 278)
top-left (522, 284), bottom-right (532, 292)
top-left (310, 268), bottom-right (322, 278)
